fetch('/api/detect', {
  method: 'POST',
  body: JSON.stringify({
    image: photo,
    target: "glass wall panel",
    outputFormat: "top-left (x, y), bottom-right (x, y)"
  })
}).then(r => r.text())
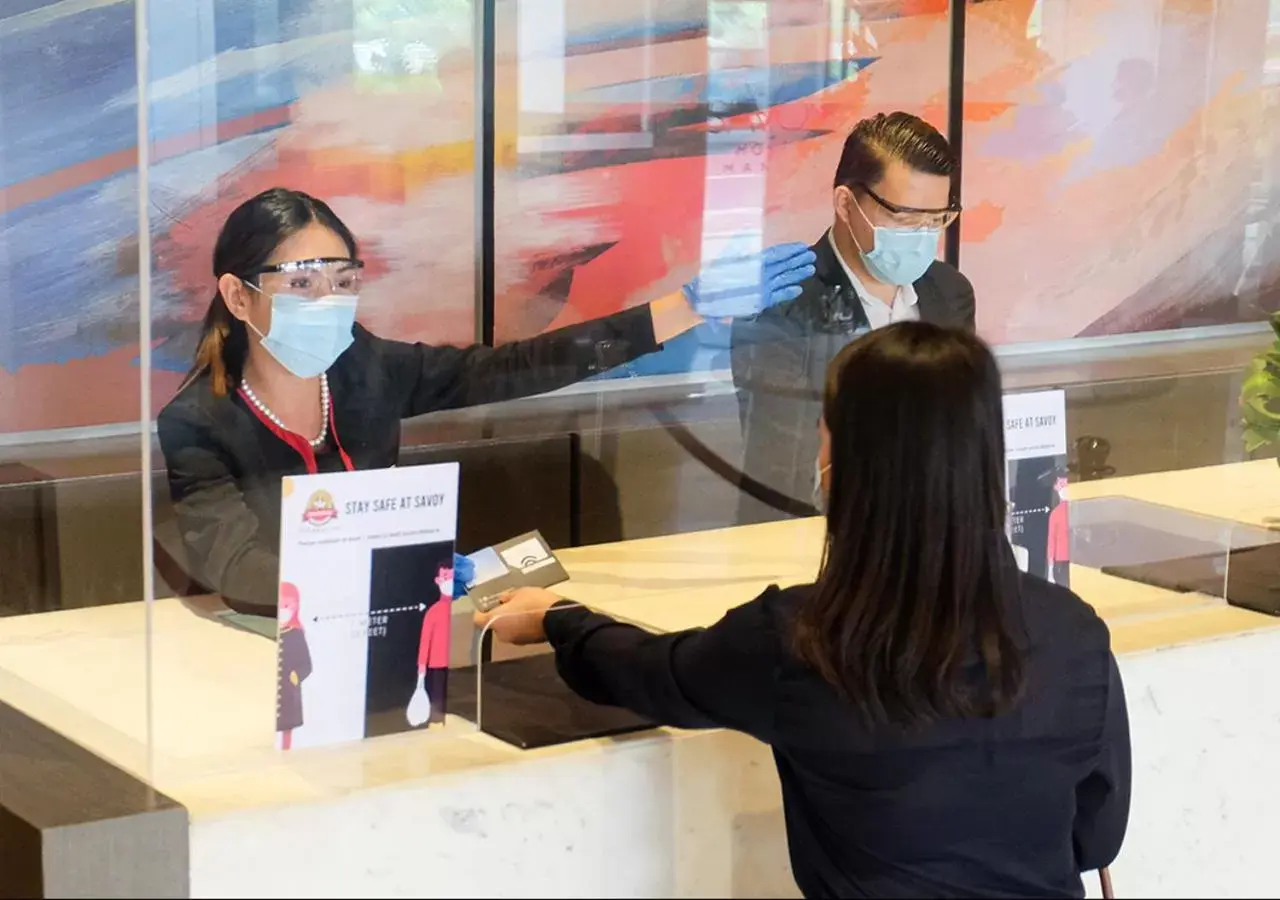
top-left (493, 0), bottom-right (954, 355)
top-left (141, 0), bottom-right (480, 785)
top-left (4, 0), bottom-right (1276, 823)
top-left (0, 0), bottom-right (149, 777)
top-left (962, 0), bottom-right (1280, 345)
top-left (490, 0), bottom-right (957, 535)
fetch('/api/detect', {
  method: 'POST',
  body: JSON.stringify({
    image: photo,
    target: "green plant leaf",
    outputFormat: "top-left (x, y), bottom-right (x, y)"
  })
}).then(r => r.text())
top-left (1244, 426), bottom-right (1273, 454)
top-left (1237, 333), bottom-right (1280, 454)
top-left (1243, 394), bottom-right (1280, 424)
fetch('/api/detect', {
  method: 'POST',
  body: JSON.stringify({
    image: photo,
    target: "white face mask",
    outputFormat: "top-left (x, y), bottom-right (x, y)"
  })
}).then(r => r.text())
top-left (812, 459), bottom-right (831, 514)
top-left (437, 579), bottom-right (455, 599)
top-left (278, 606), bottom-right (292, 625)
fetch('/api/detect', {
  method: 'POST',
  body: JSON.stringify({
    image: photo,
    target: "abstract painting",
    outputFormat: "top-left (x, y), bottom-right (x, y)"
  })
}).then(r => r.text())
top-left (1, 0), bottom-right (1277, 433)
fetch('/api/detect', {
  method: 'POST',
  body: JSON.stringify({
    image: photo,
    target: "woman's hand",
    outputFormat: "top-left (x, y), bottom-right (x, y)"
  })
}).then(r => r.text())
top-left (472, 587), bottom-right (563, 645)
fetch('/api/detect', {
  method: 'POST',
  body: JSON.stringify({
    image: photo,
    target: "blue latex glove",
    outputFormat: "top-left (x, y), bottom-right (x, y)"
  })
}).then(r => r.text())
top-left (682, 240), bottom-right (817, 318)
top-left (452, 552), bottom-right (476, 597)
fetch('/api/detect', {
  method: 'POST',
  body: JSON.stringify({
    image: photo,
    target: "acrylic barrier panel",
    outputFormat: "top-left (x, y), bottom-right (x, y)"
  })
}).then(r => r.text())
top-left (0, 1), bottom-right (149, 783)
top-left (1054, 359), bottom-right (1259, 482)
top-left (125, 0), bottom-right (476, 434)
top-left (492, 0), bottom-right (955, 373)
top-left (0, 0), bottom-right (146, 434)
top-left (138, 595), bottom-right (479, 790)
top-left (1071, 481), bottom-right (1278, 624)
top-left (1023, 343), bottom-right (1280, 634)
top-left (962, 0), bottom-right (1280, 344)
top-left (141, 0), bottom-right (480, 784)
top-left (468, 506), bottom-right (827, 749)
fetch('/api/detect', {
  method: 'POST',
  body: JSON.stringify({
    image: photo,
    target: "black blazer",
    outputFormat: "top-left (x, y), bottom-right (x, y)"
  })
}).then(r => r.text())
top-left (546, 573), bottom-right (1131, 899)
top-left (157, 306), bottom-right (660, 614)
top-left (729, 234), bottom-right (976, 520)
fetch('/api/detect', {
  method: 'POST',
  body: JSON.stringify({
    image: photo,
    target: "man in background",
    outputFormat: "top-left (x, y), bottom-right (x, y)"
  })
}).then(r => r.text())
top-left (730, 112), bottom-right (976, 523)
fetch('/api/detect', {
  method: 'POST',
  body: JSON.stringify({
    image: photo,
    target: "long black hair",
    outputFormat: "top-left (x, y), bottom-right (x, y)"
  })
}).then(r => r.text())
top-left (792, 322), bottom-right (1025, 727)
top-left (189, 188), bottom-right (358, 396)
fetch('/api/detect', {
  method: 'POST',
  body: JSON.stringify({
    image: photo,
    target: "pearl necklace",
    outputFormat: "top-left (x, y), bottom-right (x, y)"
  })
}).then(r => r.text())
top-left (242, 374), bottom-right (330, 449)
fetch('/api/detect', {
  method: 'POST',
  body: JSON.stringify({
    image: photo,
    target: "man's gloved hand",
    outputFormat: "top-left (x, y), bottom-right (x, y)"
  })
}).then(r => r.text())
top-left (683, 241), bottom-right (817, 319)
top-left (452, 552), bottom-right (476, 597)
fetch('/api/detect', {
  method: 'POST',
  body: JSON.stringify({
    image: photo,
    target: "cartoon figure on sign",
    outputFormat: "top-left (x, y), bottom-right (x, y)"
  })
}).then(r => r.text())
top-left (276, 582), bottom-right (313, 750)
top-left (1046, 474), bottom-right (1070, 587)
top-left (302, 489), bottom-right (338, 527)
top-left (407, 562), bottom-right (454, 727)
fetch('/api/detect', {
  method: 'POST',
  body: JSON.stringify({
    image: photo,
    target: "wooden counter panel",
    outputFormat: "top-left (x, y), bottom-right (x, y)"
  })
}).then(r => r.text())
top-left (0, 700), bottom-right (188, 898)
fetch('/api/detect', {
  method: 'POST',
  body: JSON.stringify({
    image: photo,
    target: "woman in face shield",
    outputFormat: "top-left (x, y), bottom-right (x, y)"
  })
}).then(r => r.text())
top-left (157, 188), bottom-right (815, 616)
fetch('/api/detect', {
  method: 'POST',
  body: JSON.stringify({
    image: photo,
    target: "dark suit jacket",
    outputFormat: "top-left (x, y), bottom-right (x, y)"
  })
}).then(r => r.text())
top-left (729, 232), bottom-right (975, 522)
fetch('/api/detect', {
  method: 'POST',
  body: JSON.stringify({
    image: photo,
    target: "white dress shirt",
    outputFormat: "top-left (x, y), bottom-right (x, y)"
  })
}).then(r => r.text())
top-left (827, 230), bottom-right (920, 330)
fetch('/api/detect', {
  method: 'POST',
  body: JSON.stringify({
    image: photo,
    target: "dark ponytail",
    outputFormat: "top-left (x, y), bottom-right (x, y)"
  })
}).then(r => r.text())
top-left (191, 290), bottom-right (247, 397)
top-left (187, 188), bottom-right (359, 397)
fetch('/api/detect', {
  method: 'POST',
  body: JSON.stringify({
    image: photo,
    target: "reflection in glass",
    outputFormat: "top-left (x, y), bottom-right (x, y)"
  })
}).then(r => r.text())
top-left (494, 0), bottom-right (953, 360)
top-left (962, 0), bottom-right (1280, 343)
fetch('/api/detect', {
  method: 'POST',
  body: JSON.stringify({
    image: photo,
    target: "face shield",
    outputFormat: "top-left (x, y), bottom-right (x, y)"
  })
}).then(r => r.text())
top-left (249, 257), bottom-right (365, 300)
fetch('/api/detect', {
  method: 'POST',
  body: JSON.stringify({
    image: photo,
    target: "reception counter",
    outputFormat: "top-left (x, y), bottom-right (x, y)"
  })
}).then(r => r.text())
top-left (3, 461), bottom-right (1280, 897)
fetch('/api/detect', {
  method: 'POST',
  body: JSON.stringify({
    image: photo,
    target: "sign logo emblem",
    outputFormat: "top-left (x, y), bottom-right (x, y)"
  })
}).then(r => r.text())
top-left (302, 489), bottom-right (338, 527)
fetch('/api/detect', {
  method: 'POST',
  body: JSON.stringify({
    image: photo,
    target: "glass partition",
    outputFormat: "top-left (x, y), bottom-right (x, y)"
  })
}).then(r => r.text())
top-left (138, 0), bottom-right (484, 786)
top-left (0, 0), bottom-right (150, 779)
top-left (492, 0), bottom-right (957, 532)
top-left (962, 0), bottom-right (1280, 345)
top-left (1, 0), bottom-right (1279, 813)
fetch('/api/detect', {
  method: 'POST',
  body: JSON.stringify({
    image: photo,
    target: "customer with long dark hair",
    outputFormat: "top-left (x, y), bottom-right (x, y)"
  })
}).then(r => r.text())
top-left (157, 188), bottom-right (814, 614)
top-left (478, 322), bottom-right (1131, 898)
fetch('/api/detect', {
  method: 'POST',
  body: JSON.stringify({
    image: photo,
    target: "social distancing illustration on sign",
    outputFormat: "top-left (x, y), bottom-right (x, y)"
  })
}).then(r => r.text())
top-left (1003, 391), bottom-right (1070, 587)
top-left (275, 463), bottom-right (459, 751)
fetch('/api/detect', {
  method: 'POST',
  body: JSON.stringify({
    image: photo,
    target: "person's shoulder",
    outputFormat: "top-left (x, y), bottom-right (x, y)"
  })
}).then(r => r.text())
top-left (701, 583), bottom-right (812, 669)
top-left (342, 322), bottom-right (385, 359)
top-left (332, 322), bottom-right (419, 396)
top-left (915, 260), bottom-right (975, 327)
top-left (919, 259), bottom-right (973, 295)
top-left (158, 371), bottom-right (218, 431)
top-left (157, 370), bottom-right (246, 449)
top-left (746, 582), bottom-right (814, 635)
top-left (1016, 572), bottom-right (1111, 651)
top-left (730, 234), bottom-right (841, 351)
top-left (342, 321), bottom-right (426, 366)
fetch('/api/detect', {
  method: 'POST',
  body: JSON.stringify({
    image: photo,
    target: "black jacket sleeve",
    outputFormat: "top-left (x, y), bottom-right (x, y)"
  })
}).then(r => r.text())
top-left (157, 405), bottom-right (279, 614)
top-left (542, 591), bottom-right (781, 742)
top-left (376, 305), bottom-right (662, 419)
top-left (1073, 653), bottom-right (1132, 871)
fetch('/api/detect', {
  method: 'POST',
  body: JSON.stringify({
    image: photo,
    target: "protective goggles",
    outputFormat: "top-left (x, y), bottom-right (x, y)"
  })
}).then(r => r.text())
top-left (248, 257), bottom-right (365, 298)
top-left (859, 184), bottom-right (961, 231)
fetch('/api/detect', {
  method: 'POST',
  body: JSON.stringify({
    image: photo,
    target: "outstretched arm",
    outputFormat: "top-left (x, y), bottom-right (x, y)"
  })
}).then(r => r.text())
top-left (376, 243), bottom-right (817, 419)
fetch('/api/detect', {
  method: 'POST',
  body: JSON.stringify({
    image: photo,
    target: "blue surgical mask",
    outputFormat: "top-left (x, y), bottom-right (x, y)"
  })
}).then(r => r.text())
top-left (849, 199), bottom-right (940, 287)
top-left (247, 291), bottom-right (358, 379)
